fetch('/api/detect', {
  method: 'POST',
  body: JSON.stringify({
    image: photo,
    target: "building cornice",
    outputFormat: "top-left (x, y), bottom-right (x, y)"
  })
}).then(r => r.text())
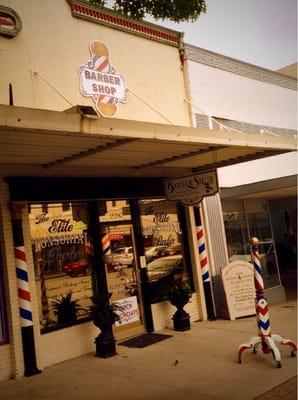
top-left (67, 0), bottom-right (183, 48)
top-left (185, 44), bottom-right (297, 91)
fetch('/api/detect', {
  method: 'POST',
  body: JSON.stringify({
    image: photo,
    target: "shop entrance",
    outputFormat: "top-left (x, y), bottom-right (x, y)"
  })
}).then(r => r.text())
top-left (99, 202), bottom-right (145, 340)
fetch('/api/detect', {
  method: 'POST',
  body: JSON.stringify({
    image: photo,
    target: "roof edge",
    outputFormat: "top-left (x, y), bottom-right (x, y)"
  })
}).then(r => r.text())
top-left (66, 0), bottom-right (183, 48)
top-left (220, 174), bottom-right (297, 198)
top-left (184, 44), bottom-right (297, 91)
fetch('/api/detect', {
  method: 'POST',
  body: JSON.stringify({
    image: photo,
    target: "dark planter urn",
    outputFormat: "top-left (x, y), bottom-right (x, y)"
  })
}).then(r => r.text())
top-left (93, 318), bottom-right (116, 358)
top-left (169, 283), bottom-right (192, 331)
top-left (172, 305), bottom-right (191, 331)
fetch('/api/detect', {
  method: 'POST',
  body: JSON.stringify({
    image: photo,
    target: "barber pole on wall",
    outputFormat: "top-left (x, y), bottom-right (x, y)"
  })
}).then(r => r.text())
top-left (15, 246), bottom-right (33, 328)
top-left (196, 225), bottom-right (210, 283)
top-left (237, 237), bottom-right (297, 368)
top-left (194, 212), bottom-right (216, 320)
top-left (11, 203), bottom-right (41, 377)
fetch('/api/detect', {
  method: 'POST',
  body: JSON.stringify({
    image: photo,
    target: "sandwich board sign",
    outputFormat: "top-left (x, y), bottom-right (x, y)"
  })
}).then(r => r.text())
top-left (164, 170), bottom-right (218, 206)
top-left (221, 260), bottom-right (255, 320)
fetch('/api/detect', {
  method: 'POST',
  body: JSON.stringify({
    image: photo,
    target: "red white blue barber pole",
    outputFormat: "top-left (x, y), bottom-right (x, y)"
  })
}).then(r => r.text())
top-left (101, 225), bottom-right (113, 272)
top-left (196, 225), bottom-right (215, 319)
top-left (11, 203), bottom-right (40, 376)
top-left (16, 246), bottom-right (34, 328)
top-left (197, 226), bottom-right (210, 283)
top-left (237, 237), bottom-right (297, 368)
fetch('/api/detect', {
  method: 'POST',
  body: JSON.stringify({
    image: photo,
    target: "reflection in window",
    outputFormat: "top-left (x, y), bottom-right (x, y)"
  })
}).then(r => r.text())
top-left (29, 202), bottom-right (93, 332)
top-left (246, 201), bottom-right (280, 288)
top-left (222, 199), bottom-right (280, 289)
top-left (223, 201), bottom-right (248, 259)
top-left (139, 199), bottom-right (190, 303)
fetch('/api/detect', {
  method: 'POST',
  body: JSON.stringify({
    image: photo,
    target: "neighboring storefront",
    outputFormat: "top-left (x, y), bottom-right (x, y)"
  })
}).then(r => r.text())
top-left (184, 43), bottom-right (297, 316)
top-left (221, 175), bottom-right (297, 296)
top-left (0, 0), bottom-right (296, 381)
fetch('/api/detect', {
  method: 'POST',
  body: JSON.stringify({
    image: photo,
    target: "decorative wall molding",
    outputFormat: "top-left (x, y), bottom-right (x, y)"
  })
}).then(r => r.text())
top-left (67, 0), bottom-right (182, 48)
top-left (195, 113), bottom-right (297, 137)
top-left (185, 44), bottom-right (297, 91)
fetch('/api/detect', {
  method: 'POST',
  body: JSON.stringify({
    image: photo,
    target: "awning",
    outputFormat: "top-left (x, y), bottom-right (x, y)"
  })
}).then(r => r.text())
top-left (0, 105), bottom-right (296, 178)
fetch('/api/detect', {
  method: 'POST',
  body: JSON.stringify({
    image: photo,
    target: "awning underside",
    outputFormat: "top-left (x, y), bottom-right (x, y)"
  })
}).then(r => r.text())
top-left (0, 105), bottom-right (296, 177)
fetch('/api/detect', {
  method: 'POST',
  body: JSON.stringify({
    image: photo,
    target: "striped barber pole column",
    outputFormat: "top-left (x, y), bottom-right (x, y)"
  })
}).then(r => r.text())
top-left (196, 226), bottom-right (210, 283)
top-left (15, 246), bottom-right (33, 327)
top-left (101, 225), bottom-right (113, 273)
top-left (11, 203), bottom-right (41, 376)
top-left (237, 237), bottom-right (297, 367)
top-left (194, 207), bottom-right (216, 320)
top-left (101, 226), bottom-right (111, 257)
top-left (251, 239), bottom-right (272, 341)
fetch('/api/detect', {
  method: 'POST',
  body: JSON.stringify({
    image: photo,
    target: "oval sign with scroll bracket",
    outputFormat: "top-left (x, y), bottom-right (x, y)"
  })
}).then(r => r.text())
top-left (0, 5), bottom-right (22, 38)
top-left (164, 170), bottom-right (219, 206)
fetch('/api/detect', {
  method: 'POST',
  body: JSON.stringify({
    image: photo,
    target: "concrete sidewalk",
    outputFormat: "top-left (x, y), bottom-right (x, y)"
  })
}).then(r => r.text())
top-left (1, 299), bottom-right (297, 400)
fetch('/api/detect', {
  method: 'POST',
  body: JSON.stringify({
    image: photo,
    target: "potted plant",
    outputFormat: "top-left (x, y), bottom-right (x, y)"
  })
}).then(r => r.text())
top-left (52, 292), bottom-right (84, 325)
top-left (89, 293), bottom-right (123, 358)
top-left (169, 279), bottom-right (192, 331)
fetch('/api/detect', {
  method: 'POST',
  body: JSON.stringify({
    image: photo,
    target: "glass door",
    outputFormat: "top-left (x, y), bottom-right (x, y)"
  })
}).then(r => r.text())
top-left (99, 201), bottom-right (145, 340)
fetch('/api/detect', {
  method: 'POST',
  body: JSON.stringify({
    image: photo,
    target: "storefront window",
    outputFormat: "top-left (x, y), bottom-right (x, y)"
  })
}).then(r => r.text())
top-left (29, 202), bottom-right (93, 332)
top-left (139, 199), bottom-right (191, 303)
top-left (223, 199), bottom-right (280, 289)
top-left (223, 200), bottom-right (248, 259)
top-left (245, 199), bottom-right (280, 288)
top-left (269, 198), bottom-right (297, 287)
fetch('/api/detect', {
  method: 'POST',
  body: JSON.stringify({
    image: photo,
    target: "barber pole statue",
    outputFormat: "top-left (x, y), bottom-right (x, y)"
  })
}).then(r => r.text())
top-left (11, 202), bottom-right (41, 376)
top-left (237, 237), bottom-right (297, 368)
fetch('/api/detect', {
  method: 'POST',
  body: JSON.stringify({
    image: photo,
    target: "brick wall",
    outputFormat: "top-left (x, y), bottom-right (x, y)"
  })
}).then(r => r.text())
top-left (152, 293), bottom-right (201, 331)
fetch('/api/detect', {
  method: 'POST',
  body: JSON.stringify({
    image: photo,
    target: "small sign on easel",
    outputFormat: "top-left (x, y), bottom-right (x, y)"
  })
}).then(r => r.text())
top-left (221, 261), bottom-right (255, 320)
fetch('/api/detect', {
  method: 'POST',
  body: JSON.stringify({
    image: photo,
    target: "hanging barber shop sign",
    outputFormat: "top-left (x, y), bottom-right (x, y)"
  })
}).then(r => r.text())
top-left (165, 170), bottom-right (218, 206)
top-left (79, 41), bottom-right (127, 117)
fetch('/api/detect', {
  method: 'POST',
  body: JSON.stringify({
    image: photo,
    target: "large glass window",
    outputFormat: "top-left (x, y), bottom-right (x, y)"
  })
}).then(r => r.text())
top-left (223, 199), bottom-right (280, 289)
top-left (245, 199), bottom-right (280, 288)
top-left (139, 199), bottom-right (191, 303)
top-left (223, 200), bottom-right (248, 259)
top-left (269, 198), bottom-right (297, 288)
top-left (29, 202), bottom-right (93, 332)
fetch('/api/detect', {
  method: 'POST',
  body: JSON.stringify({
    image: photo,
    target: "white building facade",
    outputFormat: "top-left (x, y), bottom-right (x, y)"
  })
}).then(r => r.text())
top-left (184, 44), bottom-right (297, 315)
top-left (0, 0), bottom-right (296, 381)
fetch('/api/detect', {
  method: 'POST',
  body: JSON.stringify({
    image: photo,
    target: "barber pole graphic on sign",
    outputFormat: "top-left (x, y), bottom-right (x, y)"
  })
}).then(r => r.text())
top-left (79, 41), bottom-right (127, 117)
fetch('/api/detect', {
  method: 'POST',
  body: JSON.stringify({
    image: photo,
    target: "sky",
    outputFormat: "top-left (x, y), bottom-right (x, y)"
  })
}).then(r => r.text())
top-left (147, 0), bottom-right (298, 71)
top-left (145, 0), bottom-right (297, 186)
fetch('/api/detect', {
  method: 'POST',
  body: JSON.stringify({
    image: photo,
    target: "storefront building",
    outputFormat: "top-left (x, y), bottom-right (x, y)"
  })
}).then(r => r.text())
top-left (221, 175), bottom-right (297, 295)
top-left (0, 0), bottom-right (296, 381)
top-left (183, 44), bottom-right (297, 314)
